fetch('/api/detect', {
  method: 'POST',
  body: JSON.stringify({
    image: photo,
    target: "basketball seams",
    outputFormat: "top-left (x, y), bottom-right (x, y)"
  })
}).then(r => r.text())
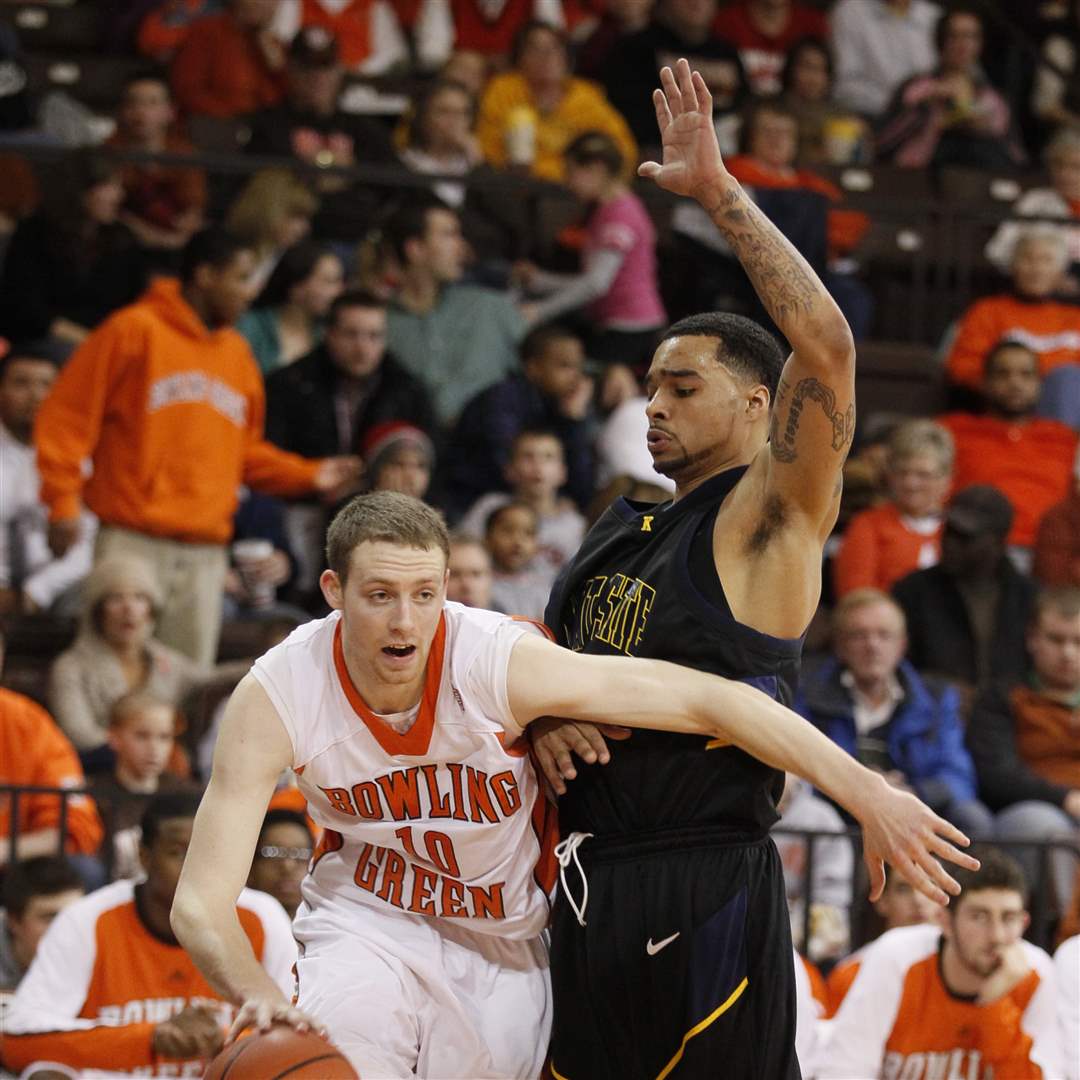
top-left (273, 1052), bottom-right (354, 1078)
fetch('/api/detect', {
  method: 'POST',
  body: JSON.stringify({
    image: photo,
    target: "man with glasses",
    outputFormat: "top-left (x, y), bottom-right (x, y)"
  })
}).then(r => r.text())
top-left (247, 808), bottom-right (314, 919)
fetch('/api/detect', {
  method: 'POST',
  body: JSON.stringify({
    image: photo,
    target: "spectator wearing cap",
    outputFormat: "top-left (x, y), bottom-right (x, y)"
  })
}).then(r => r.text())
top-left (363, 422), bottom-right (434, 500)
top-left (892, 485), bottom-right (1036, 690)
top-left (0, 338), bottom-right (96, 617)
top-left (476, 20), bottom-right (638, 183)
top-left (966, 586), bottom-right (1080, 910)
top-left (170, 0), bottom-right (288, 119)
top-left (442, 324), bottom-right (594, 518)
top-left (939, 341), bottom-right (1078, 558)
top-left (274, 0), bottom-right (410, 73)
top-left (247, 25), bottom-right (396, 243)
top-left (1034, 446), bottom-right (1080, 588)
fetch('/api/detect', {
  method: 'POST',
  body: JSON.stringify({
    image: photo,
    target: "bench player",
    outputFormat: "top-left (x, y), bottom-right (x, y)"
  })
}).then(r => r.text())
top-left (171, 492), bottom-right (975, 1077)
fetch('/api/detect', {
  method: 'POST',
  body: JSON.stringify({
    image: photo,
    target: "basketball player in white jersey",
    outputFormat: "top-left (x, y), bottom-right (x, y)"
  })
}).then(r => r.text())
top-left (172, 492), bottom-right (977, 1077)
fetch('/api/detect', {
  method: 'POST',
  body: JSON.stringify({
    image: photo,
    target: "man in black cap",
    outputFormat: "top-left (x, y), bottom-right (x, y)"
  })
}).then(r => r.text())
top-left (246, 25), bottom-right (395, 241)
top-left (892, 484), bottom-right (1037, 689)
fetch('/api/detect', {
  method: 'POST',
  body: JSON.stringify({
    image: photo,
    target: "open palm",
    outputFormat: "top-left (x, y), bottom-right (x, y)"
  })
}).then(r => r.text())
top-left (638, 59), bottom-right (727, 198)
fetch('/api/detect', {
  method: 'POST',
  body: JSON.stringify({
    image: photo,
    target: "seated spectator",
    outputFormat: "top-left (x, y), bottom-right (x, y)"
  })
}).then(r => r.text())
top-left (986, 127), bottom-right (1080, 286)
top-left (877, 5), bottom-right (1026, 170)
top-left (0, 858), bottom-right (84, 994)
top-left (398, 78), bottom-right (530, 264)
top-left (1057, 935), bottom-right (1080, 1080)
top-left (477, 20), bottom-right (637, 182)
top-left (2, 791), bottom-right (295, 1076)
top-left (363, 422), bottom-right (434, 500)
top-left (516, 131), bottom-right (666, 369)
top-left (0, 339), bottom-right (95, 617)
top-left (171, 0), bottom-right (288, 119)
top-left (830, 0), bottom-right (938, 120)
top-left (833, 419), bottom-right (952, 598)
top-left (819, 848), bottom-right (1063, 1080)
top-left (485, 501), bottom-right (553, 619)
top-left (48, 557), bottom-right (205, 763)
top-left (780, 36), bottom-right (872, 167)
top-left (714, 0), bottom-right (828, 97)
top-left (33, 229), bottom-right (361, 668)
top-left (446, 534), bottom-right (494, 608)
top-left (246, 27), bottom-right (397, 243)
top-left (945, 226), bottom-right (1080, 391)
top-left (275, 0), bottom-right (409, 73)
top-left (893, 485), bottom-right (1035, 689)
top-left (1034, 445), bottom-right (1080, 587)
top-left (384, 198), bottom-right (526, 427)
top-left (603, 0), bottom-right (746, 151)
top-left (1031, 0), bottom-right (1080, 132)
top-left (576, 0), bottom-right (654, 81)
top-left (940, 340), bottom-right (1078, 556)
top-left (0, 151), bottom-right (145, 346)
top-left (224, 169), bottom-right (319, 293)
top-left (246, 807), bottom-right (314, 918)
top-left (966, 586), bottom-right (1080, 912)
top-left (797, 588), bottom-right (993, 839)
top-left (444, 324), bottom-right (593, 516)
top-left (107, 72), bottom-right (207, 258)
top-left (90, 692), bottom-right (193, 881)
top-left (458, 429), bottom-right (586, 572)
top-left (0, 674), bottom-right (104, 877)
top-left (138, 0), bottom-right (223, 62)
top-left (825, 871), bottom-right (937, 1017)
top-left (236, 240), bottom-right (344, 374)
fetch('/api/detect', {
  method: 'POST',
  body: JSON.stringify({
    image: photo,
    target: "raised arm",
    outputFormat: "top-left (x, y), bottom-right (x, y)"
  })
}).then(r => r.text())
top-left (170, 674), bottom-right (315, 1038)
top-left (640, 60), bottom-right (856, 528)
top-left (507, 634), bottom-right (977, 904)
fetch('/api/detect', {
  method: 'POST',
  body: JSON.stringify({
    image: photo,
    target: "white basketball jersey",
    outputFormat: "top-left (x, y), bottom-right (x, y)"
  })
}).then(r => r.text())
top-left (251, 603), bottom-right (558, 940)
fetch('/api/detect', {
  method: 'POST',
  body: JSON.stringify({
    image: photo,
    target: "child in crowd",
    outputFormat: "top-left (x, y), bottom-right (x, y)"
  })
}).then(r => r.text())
top-left (89, 692), bottom-right (193, 880)
top-left (484, 502), bottom-right (554, 620)
top-left (459, 429), bottom-right (586, 571)
top-left (515, 130), bottom-right (666, 370)
top-left (363, 422), bottom-right (435, 501)
top-left (447, 534), bottom-right (494, 610)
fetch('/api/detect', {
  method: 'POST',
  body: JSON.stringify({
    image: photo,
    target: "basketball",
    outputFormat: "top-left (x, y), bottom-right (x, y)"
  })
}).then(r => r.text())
top-left (204, 1026), bottom-right (358, 1079)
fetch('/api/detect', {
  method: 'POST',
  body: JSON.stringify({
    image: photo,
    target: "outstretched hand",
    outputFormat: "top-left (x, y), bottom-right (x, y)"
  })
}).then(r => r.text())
top-left (638, 59), bottom-right (729, 199)
top-left (855, 774), bottom-right (980, 907)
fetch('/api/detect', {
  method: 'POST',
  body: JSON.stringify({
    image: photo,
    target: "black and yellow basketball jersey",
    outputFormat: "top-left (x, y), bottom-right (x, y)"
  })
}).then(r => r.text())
top-left (544, 466), bottom-right (804, 839)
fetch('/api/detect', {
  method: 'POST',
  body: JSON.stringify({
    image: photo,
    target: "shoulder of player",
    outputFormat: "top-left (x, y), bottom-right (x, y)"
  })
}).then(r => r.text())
top-left (858, 924), bottom-right (941, 975)
top-left (1020, 938), bottom-right (1055, 979)
top-left (49, 880), bottom-right (137, 936)
top-left (443, 601), bottom-right (550, 651)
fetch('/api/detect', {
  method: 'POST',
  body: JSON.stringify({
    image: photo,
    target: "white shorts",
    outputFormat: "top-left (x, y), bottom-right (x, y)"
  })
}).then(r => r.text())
top-left (293, 887), bottom-right (551, 1079)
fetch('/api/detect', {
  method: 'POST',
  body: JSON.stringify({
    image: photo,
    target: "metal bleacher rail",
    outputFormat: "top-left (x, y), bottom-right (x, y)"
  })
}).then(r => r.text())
top-left (1, 788), bottom-right (1075, 956)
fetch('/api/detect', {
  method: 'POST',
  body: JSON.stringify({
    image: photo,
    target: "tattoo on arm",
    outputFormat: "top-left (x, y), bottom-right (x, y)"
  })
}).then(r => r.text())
top-left (706, 189), bottom-right (821, 334)
top-left (769, 377), bottom-right (855, 465)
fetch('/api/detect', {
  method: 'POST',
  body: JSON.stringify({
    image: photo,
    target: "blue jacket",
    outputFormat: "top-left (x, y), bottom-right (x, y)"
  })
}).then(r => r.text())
top-left (795, 658), bottom-right (977, 805)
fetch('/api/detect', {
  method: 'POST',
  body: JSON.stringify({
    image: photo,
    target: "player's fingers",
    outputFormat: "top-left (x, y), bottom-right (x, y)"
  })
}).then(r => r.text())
top-left (659, 65), bottom-right (682, 115)
top-left (899, 852), bottom-right (949, 907)
top-left (913, 847), bottom-right (961, 898)
top-left (691, 69), bottom-right (713, 115)
top-left (596, 723), bottom-right (631, 741)
top-left (929, 831), bottom-right (980, 872)
top-left (560, 724), bottom-right (600, 764)
top-left (637, 161), bottom-right (661, 180)
top-left (652, 87), bottom-right (672, 133)
top-left (534, 745), bottom-right (566, 794)
top-left (864, 853), bottom-right (886, 902)
top-left (225, 1004), bottom-right (256, 1044)
top-left (675, 58), bottom-right (697, 110)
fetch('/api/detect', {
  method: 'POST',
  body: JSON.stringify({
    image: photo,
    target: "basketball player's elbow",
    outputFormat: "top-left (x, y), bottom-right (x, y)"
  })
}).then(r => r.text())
top-left (170, 881), bottom-right (215, 946)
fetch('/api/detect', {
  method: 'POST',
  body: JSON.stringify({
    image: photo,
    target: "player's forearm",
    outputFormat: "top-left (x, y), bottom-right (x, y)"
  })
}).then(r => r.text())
top-left (171, 897), bottom-right (285, 1006)
top-left (694, 176), bottom-right (853, 362)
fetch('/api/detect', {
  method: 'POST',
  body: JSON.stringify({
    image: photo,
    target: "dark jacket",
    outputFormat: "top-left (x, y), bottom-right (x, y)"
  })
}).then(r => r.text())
top-left (443, 372), bottom-right (594, 518)
top-left (892, 560), bottom-right (1035, 686)
top-left (264, 344), bottom-right (437, 459)
top-left (796, 658), bottom-right (978, 806)
top-left (966, 679), bottom-right (1072, 811)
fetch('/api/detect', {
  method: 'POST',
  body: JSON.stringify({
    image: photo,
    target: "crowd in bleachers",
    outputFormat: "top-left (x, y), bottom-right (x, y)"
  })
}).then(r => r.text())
top-left (0, 0), bottom-right (1078, 1076)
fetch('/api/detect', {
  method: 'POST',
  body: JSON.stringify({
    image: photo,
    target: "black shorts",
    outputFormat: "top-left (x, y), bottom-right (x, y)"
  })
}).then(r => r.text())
top-left (548, 825), bottom-right (800, 1080)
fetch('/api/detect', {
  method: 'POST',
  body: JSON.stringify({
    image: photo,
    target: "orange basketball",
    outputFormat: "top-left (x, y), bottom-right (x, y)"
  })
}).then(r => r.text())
top-left (204, 1026), bottom-right (358, 1079)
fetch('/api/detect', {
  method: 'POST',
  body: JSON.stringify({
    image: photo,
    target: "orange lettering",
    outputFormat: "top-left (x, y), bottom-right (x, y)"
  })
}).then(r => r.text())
top-left (376, 850), bottom-right (407, 908)
top-left (490, 771), bottom-right (521, 816)
top-left (468, 881), bottom-right (506, 919)
top-left (421, 764), bottom-right (451, 818)
top-left (446, 763), bottom-right (468, 821)
top-left (353, 844), bottom-right (380, 891)
top-left (440, 876), bottom-right (468, 917)
top-left (466, 766), bottom-right (498, 823)
top-left (321, 787), bottom-right (356, 815)
top-left (351, 781), bottom-right (384, 819)
top-left (408, 865), bottom-right (438, 915)
top-left (376, 767), bottom-right (422, 821)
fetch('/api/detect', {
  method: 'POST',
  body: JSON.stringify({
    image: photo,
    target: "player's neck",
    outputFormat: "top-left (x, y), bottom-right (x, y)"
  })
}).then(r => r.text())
top-left (343, 651), bottom-right (425, 715)
top-left (939, 940), bottom-right (983, 998)
top-left (672, 441), bottom-right (760, 502)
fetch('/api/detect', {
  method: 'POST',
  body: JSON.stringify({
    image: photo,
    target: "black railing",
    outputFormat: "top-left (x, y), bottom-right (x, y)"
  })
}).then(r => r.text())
top-left (0, 783), bottom-right (81, 866)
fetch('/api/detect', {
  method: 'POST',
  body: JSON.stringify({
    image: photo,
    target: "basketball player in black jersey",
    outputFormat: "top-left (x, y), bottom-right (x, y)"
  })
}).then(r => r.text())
top-left (535, 61), bottom-right (974, 1079)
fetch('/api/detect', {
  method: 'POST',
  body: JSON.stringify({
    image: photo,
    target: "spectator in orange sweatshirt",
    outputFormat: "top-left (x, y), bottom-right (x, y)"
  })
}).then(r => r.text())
top-left (939, 339), bottom-right (1078, 558)
top-left (170, 0), bottom-right (288, 120)
top-left (1034, 445), bottom-right (1080, 588)
top-left (945, 226), bottom-right (1080, 390)
top-left (833, 419), bottom-right (953, 597)
top-left (35, 228), bottom-right (361, 668)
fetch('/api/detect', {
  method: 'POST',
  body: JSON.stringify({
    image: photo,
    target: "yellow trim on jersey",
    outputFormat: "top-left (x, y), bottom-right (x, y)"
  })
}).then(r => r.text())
top-left (704, 737), bottom-right (731, 750)
top-left (550, 1062), bottom-right (571, 1080)
top-left (654, 976), bottom-right (750, 1080)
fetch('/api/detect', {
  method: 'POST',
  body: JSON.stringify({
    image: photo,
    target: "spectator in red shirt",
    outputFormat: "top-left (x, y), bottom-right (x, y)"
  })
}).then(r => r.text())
top-left (714, 0), bottom-right (828, 96)
top-left (939, 339), bottom-right (1078, 555)
top-left (834, 419), bottom-right (953, 598)
top-left (138, 0), bottom-right (222, 63)
top-left (171, 0), bottom-right (288, 119)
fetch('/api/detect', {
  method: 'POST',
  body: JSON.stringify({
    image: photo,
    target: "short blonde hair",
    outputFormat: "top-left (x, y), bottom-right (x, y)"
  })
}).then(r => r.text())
top-left (108, 690), bottom-right (178, 732)
top-left (832, 588), bottom-right (907, 635)
top-left (886, 419), bottom-right (954, 475)
top-left (225, 169), bottom-right (319, 255)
